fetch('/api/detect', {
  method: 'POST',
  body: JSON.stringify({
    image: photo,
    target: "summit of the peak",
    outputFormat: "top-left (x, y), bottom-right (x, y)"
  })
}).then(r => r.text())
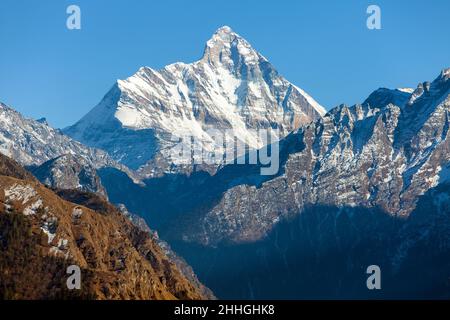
top-left (65, 25), bottom-right (326, 174)
top-left (202, 25), bottom-right (263, 67)
top-left (206, 25), bottom-right (242, 47)
top-left (215, 25), bottom-right (233, 34)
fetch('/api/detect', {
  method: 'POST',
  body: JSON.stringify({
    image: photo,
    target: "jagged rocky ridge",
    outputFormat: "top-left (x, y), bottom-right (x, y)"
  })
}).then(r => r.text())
top-left (0, 153), bottom-right (213, 300)
top-left (65, 26), bottom-right (325, 177)
top-left (30, 154), bottom-right (108, 198)
top-left (0, 102), bottom-right (139, 186)
top-left (178, 69), bottom-right (450, 245)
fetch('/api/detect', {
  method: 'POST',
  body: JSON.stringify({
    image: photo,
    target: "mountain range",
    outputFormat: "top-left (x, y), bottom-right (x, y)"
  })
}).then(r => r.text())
top-left (96, 66), bottom-right (450, 299)
top-left (0, 102), bottom-right (140, 186)
top-left (0, 25), bottom-right (449, 299)
top-left (175, 68), bottom-right (450, 245)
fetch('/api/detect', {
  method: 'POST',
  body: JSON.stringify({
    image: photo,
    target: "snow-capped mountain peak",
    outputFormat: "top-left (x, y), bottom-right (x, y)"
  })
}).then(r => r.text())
top-left (202, 25), bottom-right (265, 67)
top-left (65, 26), bottom-right (326, 176)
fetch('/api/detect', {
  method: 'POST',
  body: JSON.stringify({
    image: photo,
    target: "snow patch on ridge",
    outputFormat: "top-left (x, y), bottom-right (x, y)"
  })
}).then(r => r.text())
top-left (4, 184), bottom-right (37, 204)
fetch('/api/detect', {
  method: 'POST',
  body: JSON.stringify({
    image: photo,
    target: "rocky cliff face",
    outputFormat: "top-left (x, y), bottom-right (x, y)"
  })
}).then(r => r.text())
top-left (30, 154), bottom-right (108, 199)
top-left (65, 26), bottom-right (325, 177)
top-left (0, 153), bottom-right (212, 300)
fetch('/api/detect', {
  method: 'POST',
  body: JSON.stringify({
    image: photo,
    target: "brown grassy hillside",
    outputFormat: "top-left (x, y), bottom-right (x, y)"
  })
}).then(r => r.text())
top-left (0, 154), bottom-right (211, 300)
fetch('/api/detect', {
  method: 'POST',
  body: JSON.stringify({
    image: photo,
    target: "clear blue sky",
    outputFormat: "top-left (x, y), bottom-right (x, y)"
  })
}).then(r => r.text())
top-left (0, 0), bottom-right (448, 128)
